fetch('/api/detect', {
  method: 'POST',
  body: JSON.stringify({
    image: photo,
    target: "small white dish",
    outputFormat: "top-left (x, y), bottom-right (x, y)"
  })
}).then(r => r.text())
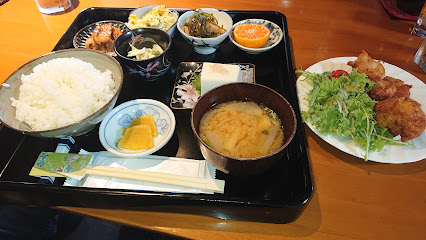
top-left (229, 19), bottom-right (283, 54)
top-left (99, 99), bottom-right (176, 158)
top-left (127, 5), bottom-right (179, 37)
top-left (177, 8), bottom-right (233, 55)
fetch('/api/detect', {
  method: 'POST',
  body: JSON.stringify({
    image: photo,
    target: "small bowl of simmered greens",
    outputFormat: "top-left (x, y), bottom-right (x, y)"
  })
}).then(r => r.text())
top-left (114, 27), bottom-right (172, 81)
top-left (177, 8), bottom-right (233, 55)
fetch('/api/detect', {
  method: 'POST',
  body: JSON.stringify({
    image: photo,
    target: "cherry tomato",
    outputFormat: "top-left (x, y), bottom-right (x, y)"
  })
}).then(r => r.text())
top-left (329, 70), bottom-right (349, 79)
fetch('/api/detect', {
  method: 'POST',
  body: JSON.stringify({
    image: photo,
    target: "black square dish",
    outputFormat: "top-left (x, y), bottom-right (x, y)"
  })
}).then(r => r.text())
top-left (0, 7), bottom-right (313, 224)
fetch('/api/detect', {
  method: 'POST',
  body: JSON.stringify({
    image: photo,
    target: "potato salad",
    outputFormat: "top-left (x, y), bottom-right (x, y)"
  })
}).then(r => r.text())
top-left (127, 5), bottom-right (175, 31)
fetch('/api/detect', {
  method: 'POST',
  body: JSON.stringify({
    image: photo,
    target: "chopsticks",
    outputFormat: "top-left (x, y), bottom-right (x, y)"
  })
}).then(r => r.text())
top-left (85, 165), bottom-right (225, 193)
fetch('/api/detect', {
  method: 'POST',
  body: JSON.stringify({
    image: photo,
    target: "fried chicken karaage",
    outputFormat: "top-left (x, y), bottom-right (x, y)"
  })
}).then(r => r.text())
top-left (85, 23), bottom-right (123, 53)
top-left (344, 51), bottom-right (426, 143)
top-left (368, 76), bottom-right (412, 100)
top-left (347, 50), bottom-right (386, 80)
top-left (374, 97), bottom-right (426, 142)
top-left (349, 51), bottom-right (413, 101)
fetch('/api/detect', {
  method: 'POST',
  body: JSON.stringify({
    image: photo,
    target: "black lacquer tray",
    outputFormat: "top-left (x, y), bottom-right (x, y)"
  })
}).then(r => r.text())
top-left (0, 7), bottom-right (313, 224)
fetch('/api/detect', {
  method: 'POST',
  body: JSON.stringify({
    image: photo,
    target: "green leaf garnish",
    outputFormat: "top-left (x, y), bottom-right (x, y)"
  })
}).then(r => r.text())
top-left (296, 68), bottom-right (406, 161)
top-left (192, 73), bottom-right (201, 95)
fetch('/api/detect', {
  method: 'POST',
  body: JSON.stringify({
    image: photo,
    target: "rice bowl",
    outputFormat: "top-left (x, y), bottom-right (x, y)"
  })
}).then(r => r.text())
top-left (0, 49), bottom-right (123, 138)
top-left (11, 57), bottom-right (116, 131)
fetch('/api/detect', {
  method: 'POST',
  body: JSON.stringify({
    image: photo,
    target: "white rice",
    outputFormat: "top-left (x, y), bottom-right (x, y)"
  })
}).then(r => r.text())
top-left (11, 57), bottom-right (116, 131)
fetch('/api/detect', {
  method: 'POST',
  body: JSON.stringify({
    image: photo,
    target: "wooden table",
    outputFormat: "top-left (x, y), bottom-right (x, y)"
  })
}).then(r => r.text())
top-left (1, 0), bottom-right (425, 239)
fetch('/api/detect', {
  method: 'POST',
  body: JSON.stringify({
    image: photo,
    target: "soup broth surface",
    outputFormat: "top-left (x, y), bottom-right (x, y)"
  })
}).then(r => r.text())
top-left (199, 101), bottom-right (284, 158)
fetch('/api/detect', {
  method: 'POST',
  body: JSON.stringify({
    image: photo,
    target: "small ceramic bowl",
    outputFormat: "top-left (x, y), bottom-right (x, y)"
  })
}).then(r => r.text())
top-left (73, 20), bottom-right (129, 56)
top-left (99, 99), bottom-right (176, 158)
top-left (127, 5), bottom-right (179, 38)
top-left (229, 19), bottom-right (283, 54)
top-left (0, 49), bottom-right (123, 138)
top-left (114, 27), bottom-right (172, 81)
top-left (177, 8), bottom-right (233, 55)
top-left (191, 82), bottom-right (297, 176)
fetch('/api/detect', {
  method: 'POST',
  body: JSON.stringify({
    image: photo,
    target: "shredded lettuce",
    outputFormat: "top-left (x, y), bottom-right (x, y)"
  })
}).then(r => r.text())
top-left (296, 69), bottom-right (410, 160)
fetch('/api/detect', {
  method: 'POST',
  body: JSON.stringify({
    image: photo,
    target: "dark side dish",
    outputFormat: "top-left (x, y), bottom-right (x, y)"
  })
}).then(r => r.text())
top-left (183, 10), bottom-right (226, 38)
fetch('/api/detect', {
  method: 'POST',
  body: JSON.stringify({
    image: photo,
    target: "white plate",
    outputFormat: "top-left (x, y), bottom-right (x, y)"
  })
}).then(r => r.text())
top-left (99, 99), bottom-right (176, 158)
top-left (296, 57), bottom-right (426, 163)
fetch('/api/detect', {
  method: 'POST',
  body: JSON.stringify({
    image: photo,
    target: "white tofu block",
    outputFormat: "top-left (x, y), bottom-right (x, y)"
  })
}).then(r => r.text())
top-left (201, 62), bottom-right (242, 95)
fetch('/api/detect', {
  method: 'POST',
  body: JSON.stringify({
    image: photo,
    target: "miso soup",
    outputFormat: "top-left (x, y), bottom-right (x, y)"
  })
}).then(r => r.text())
top-left (199, 101), bottom-right (284, 158)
